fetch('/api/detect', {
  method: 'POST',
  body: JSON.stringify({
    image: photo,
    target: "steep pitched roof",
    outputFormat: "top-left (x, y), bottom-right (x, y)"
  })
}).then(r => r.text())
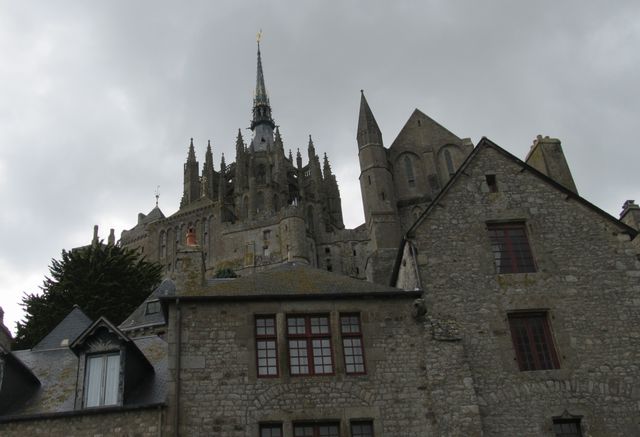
top-left (32, 306), bottom-right (92, 351)
top-left (173, 262), bottom-right (409, 298)
top-left (391, 137), bottom-right (638, 284)
top-left (390, 109), bottom-right (461, 150)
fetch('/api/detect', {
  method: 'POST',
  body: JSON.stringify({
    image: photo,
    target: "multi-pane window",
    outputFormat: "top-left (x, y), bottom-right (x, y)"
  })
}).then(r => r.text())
top-left (341, 314), bottom-right (365, 374)
top-left (553, 419), bottom-right (582, 437)
top-left (487, 222), bottom-right (536, 273)
top-left (84, 353), bottom-right (120, 407)
top-left (260, 423), bottom-right (283, 437)
top-left (508, 313), bottom-right (560, 371)
top-left (294, 423), bottom-right (340, 437)
top-left (351, 421), bottom-right (374, 437)
top-left (256, 316), bottom-right (278, 377)
top-left (287, 315), bottom-right (333, 375)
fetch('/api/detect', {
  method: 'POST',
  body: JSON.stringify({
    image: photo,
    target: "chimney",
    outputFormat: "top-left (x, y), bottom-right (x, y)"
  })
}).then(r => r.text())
top-left (620, 200), bottom-right (640, 230)
top-left (108, 228), bottom-right (116, 245)
top-left (172, 227), bottom-right (205, 294)
top-left (525, 135), bottom-right (578, 194)
top-left (92, 225), bottom-right (99, 246)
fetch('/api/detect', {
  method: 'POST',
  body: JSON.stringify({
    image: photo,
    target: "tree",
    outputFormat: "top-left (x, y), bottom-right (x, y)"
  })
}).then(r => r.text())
top-left (14, 242), bottom-right (162, 350)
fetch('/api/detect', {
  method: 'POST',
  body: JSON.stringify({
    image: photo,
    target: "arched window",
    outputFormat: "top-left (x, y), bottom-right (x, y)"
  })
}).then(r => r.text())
top-left (256, 191), bottom-right (265, 213)
top-left (404, 155), bottom-right (415, 187)
top-left (256, 164), bottom-right (266, 184)
top-left (444, 149), bottom-right (455, 176)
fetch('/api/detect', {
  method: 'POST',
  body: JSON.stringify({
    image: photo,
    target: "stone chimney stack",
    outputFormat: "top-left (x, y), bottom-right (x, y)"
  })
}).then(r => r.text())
top-left (620, 200), bottom-right (640, 230)
top-left (172, 227), bottom-right (205, 294)
top-left (525, 135), bottom-right (578, 194)
top-left (0, 307), bottom-right (13, 350)
top-left (108, 229), bottom-right (116, 245)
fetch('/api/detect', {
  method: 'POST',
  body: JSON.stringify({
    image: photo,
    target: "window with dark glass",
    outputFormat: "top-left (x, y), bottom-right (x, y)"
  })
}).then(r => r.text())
top-left (341, 314), bottom-right (365, 374)
top-left (404, 155), bottom-right (415, 187)
top-left (145, 300), bottom-right (160, 315)
top-left (487, 222), bottom-right (536, 273)
top-left (260, 423), bottom-right (283, 437)
top-left (508, 312), bottom-right (560, 371)
top-left (84, 352), bottom-right (120, 407)
top-left (294, 423), bottom-right (340, 437)
top-left (287, 315), bottom-right (333, 375)
top-left (553, 418), bottom-right (582, 437)
top-left (351, 421), bottom-right (374, 437)
top-left (256, 316), bottom-right (278, 377)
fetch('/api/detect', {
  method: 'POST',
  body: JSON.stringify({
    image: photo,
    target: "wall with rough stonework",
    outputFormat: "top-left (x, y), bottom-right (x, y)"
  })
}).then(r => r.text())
top-left (401, 144), bottom-right (640, 436)
top-left (164, 297), bottom-right (483, 436)
top-left (0, 407), bottom-right (163, 437)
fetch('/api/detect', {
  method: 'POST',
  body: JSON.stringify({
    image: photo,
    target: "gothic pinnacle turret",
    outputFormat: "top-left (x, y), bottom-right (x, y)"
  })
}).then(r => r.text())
top-left (181, 138), bottom-right (201, 208)
top-left (251, 37), bottom-right (275, 132)
top-left (357, 90), bottom-right (383, 148)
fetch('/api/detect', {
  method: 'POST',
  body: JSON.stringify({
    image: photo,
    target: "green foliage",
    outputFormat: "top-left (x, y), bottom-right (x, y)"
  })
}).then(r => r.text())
top-left (214, 268), bottom-right (238, 278)
top-left (14, 243), bottom-right (162, 350)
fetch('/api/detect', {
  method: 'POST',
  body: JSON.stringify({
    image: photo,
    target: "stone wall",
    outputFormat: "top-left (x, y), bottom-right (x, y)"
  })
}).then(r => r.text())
top-left (164, 296), bottom-right (478, 436)
top-left (0, 407), bottom-right (162, 437)
top-left (401, 145), bottom-right (640, 436)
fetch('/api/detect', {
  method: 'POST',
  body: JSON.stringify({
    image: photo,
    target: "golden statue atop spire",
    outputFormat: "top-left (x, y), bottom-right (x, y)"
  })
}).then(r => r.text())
top-left (256, 29), bottom-right (262, 44)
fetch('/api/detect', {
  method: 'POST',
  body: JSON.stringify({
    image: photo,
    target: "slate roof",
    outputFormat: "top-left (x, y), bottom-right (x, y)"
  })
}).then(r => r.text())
top-left (1, 308), bottom-right (168, 420)
top-left (177, 262), bottom-right (407, 298)
top-left (119, 279), bottom-right (176, 332)
top-left (32, 306), bottom-right (92, 351)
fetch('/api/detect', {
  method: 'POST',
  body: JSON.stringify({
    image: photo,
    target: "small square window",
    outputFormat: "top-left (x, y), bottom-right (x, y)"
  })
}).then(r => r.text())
top-left (487, 222), bottom-right (536, 273)
top-left (508, 312), bottom-right (560, 371)
top-left (145, 300), bottom-right (161, 315)
top-left (485, 174), bottom-right (498, 192)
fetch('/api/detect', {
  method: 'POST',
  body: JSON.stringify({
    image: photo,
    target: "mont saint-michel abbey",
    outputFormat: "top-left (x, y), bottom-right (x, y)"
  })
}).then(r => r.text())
top-left (120, 42), bottom-right (473, 285)
top-left (2, 41), bottom-right (640, 436)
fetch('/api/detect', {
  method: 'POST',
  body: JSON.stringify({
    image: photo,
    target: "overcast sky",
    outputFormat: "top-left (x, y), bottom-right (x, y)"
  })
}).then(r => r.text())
top-left (1, 1), bottom-right (639, 334)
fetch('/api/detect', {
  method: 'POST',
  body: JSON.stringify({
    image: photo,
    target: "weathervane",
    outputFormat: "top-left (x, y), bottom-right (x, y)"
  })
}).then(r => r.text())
top-left (155, 185), bottom-right (160, 207)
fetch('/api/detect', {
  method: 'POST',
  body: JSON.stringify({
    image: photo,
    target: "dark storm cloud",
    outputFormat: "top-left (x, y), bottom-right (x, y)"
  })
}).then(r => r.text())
top-left (1, 1), bottom-right (639, 331)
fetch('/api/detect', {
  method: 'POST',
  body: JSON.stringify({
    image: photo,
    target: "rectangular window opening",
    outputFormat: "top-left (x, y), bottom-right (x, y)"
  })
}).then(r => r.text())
top-left (485, 174), bottom-right (498, 192)
top-left (487, 222), bottom-right (536, 273)
top-left (351, 420), bottom-right (374, 437)
top-left (294, 423), bottom-right (340, 437)
top-left (260, 423), bottom-right (283, 437)
top-left (145, 300), bottom-right (161, 315)
top-left (84, 352), bottom-right (120, 407)
top-left (508, 312), bottom-right (560, 371)
top-left (287, 315), bottom-right (334, 376)
top-left (553, 418), bottom-right (583, 437)
top-left (256, 316), bottom-right (279, 377)
top-left (341, 313), bottom-right (366, 375)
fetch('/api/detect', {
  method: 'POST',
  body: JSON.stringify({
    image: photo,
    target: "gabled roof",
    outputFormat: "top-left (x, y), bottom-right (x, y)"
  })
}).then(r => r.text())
top-left (70, 317), bottom-right (131, 353)
top-left (32, 306), bottom-right (92, 351)
top-left (390, 109), bottom-right (461, 150)
top-left (391, 137), bottom-right (638, 284)
top-left (169, 262), bottom-right (415, 299)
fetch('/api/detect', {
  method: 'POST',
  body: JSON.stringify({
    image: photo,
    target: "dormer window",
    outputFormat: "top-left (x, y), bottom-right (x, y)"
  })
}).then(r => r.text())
top-left (145, 300), bottom-right (161, 315)
top-left (85, 352), bottom-right (120, 407)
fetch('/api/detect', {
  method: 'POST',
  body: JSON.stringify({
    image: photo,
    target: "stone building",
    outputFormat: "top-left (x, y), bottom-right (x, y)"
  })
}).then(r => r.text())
top-left (119, 42), bottom-right (476, 286)
top-left (1, 41), bottom-right (639, 437)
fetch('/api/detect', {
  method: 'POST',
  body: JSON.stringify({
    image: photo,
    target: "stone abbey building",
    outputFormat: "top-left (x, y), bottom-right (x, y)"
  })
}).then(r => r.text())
top-left (119, 41), bottom-right (475, 285)
top-left (1, 42), bottom-right (639, 436)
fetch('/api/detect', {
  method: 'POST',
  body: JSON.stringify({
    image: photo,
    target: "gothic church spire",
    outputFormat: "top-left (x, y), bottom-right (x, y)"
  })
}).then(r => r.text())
top-left (251, 38), bottom-right (275, 131)
top-left (357, 90), bottom-right (383, 148)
